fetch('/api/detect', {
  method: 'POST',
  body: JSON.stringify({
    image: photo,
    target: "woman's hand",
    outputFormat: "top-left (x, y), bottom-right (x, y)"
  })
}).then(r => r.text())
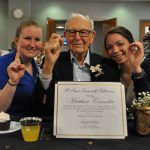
top-left (7, 45), bottom-right (25, 85)
top-left (128, 41), bottom-right (144, 73)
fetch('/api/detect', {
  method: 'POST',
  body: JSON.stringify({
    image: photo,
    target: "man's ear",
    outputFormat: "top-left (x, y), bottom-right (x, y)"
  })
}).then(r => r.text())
top-left (92, 31), bottom-right (96, 36)
top-left (92, 31), bottom-right (96, 38)
top-left (89, 31), bottom-right (96, 43)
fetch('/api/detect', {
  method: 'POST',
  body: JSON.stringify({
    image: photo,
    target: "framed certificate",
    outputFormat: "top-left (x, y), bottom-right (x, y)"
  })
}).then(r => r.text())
top-left (53, 82), bottom-right (127, 139)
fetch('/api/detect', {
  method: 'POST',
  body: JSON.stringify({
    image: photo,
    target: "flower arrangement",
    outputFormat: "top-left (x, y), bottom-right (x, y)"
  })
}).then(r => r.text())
top-left (132, 91), bottom-right (150, 109)
top-left (132, 91), bottom-right (150, 136)
top-left (90, 64), bottom-right (104, 77)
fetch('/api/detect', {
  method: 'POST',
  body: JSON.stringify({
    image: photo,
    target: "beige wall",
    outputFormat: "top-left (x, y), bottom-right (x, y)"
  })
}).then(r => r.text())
top-left (1, 0), bottom-right (150, 52)
top-left (0, 0), bottom-right (8, 49)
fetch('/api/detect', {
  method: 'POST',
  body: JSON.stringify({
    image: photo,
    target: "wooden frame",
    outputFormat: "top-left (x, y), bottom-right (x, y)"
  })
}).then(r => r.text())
top-left (140, 20), bottom-right (150, 42)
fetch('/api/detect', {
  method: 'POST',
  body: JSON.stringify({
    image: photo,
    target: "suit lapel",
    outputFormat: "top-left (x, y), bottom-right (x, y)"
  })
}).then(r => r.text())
top-left (60, 51), bottom-right (73, 81)
top-left (90, 53), bottom-right (98, 81)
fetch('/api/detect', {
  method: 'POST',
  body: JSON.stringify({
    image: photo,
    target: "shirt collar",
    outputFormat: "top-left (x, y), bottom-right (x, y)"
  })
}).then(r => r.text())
top-left (70, 50), bottom-right (90, 66)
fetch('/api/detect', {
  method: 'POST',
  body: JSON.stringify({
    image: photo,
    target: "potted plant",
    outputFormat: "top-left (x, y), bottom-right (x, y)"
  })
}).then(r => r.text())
top-left (132, 91), bottom-right (150, 136)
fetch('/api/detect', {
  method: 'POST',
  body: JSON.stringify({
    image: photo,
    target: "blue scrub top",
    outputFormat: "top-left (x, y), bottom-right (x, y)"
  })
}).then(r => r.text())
top-left (0, 50), bottom-right (39, 116)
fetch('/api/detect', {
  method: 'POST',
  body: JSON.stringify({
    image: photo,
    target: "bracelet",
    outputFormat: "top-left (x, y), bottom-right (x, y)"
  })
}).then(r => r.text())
top-left (7, 80), bottom-right (18, 86)
top-left (131, 69), bottom-right (145, 80)
top-left (40, 73), bottom-right (52, 80)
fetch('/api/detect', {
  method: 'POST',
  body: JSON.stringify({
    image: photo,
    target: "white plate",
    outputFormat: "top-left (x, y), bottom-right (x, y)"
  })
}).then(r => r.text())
top-left (0, 121), bottom-right (21, 134)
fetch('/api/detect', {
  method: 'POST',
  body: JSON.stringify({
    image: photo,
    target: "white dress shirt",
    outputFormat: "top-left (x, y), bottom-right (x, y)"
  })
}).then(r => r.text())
top-left (70, 50), bottom-right (91, 81)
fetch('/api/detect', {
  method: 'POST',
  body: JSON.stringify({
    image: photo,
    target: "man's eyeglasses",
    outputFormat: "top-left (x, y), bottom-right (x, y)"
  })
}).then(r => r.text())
top-left (66, 29), bottom-right (92, 37)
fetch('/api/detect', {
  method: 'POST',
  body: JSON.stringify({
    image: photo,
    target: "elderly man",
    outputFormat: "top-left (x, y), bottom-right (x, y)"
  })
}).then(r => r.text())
top-left (33, 13), bottom-right (120, 117)
top-left (45, 13), bottom-right (119, 81)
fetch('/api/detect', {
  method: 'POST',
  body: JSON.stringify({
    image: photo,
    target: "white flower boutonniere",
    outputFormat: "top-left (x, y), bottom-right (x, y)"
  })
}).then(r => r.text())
top-left (90, 64), bottom-right (104, 77)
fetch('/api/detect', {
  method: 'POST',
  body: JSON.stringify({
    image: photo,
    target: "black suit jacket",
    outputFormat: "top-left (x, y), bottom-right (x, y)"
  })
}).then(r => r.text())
top-left (33, 51), bottom-right (120, 117)
top-left (52, 51), bottom-right (120, 81)
top-left (133, 57), bottom-right (150, 97)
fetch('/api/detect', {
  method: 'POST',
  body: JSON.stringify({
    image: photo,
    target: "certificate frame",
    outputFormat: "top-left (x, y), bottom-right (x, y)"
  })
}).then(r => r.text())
top-left (53, 82), bottom-right (127, 139)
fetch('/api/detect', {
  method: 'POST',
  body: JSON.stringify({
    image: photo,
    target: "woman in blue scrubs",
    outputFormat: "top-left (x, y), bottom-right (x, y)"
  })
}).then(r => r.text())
top-left (0, 20), bottom-right (58, 117)
top-left (0, 20), bottom-right (62, 117)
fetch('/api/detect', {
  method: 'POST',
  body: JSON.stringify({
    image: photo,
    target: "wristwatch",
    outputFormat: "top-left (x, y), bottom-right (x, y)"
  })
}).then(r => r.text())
top-left (131, 69), bottom-right (145, 79)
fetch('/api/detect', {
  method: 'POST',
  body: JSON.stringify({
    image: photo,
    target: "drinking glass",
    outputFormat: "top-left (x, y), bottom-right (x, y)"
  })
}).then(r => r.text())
top-left (19, 117), bottom-right (42, 142)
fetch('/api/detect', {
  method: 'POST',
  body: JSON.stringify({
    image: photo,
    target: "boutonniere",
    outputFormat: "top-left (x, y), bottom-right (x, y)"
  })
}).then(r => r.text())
top-left (90, 64), bottom-right (104, 77)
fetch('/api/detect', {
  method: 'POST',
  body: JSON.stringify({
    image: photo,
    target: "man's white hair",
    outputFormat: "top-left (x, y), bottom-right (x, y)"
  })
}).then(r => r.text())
top-left (65, 12), bottom-right (94, 31)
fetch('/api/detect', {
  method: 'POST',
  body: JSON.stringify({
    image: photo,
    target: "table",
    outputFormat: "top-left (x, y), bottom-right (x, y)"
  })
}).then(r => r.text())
top-left (0, 120), bottom-right (150, 150)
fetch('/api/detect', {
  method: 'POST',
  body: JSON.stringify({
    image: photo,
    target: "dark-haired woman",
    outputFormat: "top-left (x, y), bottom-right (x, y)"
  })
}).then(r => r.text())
top-left (104, 26), bottom-right (150, 106)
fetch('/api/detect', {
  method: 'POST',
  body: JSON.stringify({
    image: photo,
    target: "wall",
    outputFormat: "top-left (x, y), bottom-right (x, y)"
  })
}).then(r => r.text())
top-left (1, 0), bottom-right (150, 53)
top-left (27, 0), bottom-right (150, 54)
top-left (0, 0), bottom-right (8, 49)
top-left (8, 0), bottom-right (30, 50)
top-left (28, 0), bottom-right (150, 40)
